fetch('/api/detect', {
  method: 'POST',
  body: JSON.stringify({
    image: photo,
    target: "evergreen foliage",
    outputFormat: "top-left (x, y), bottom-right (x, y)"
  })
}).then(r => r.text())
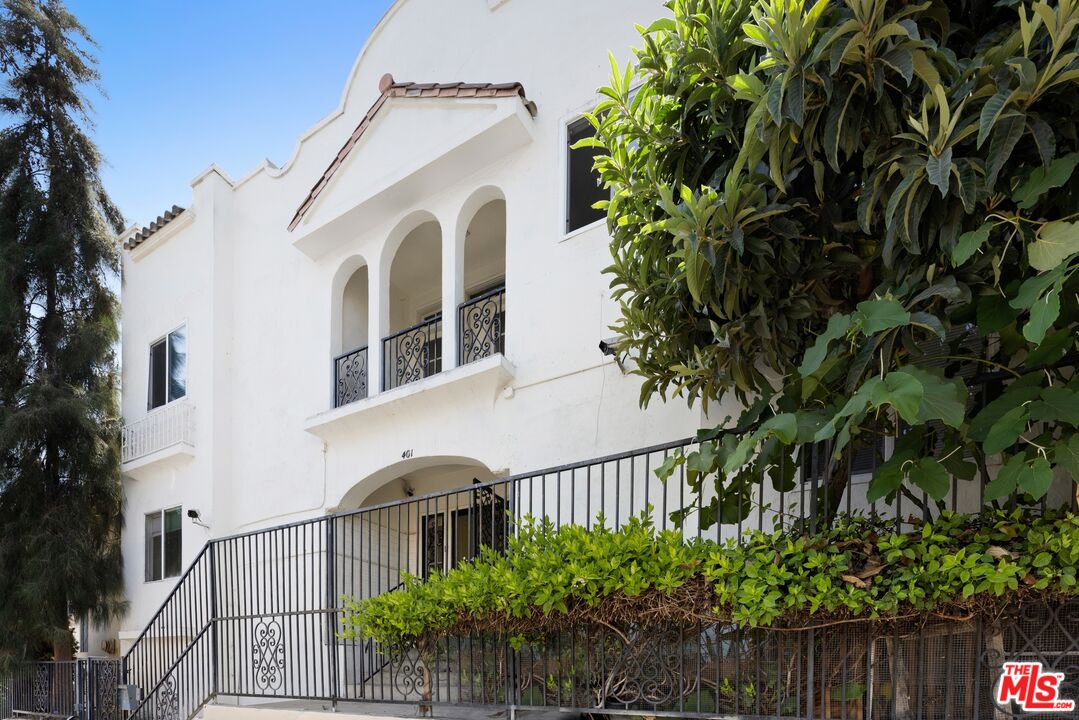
top-left (0, 0), bottom-right (125, 661)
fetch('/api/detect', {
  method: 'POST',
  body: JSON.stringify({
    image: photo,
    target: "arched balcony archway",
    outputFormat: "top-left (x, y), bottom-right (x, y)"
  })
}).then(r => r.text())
top-left (331, 256), bottom-right (370, 407)
top-left (383, 220), bottom-right (442, 390)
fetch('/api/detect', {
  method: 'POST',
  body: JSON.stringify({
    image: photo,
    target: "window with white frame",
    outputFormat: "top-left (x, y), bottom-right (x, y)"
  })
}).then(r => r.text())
top-left (148, 326), bottom-right (186, 409)
top-left (145, 507), bottom-right (182, 582)
top-left (565, 117), bottom-right (608, 233)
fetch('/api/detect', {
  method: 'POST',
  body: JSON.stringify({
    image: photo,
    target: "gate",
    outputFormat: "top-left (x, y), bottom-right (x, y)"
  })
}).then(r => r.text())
top-left (2, 659), bottom-right (120, 720)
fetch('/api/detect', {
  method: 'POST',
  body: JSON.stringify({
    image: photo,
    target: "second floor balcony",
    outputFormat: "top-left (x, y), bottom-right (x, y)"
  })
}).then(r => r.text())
top-left (334, 285), bottom-right (506, 407)
top-left (121, 399), bottom-right (196, 469)
top-left (331, 192), bottom-right (507, 409)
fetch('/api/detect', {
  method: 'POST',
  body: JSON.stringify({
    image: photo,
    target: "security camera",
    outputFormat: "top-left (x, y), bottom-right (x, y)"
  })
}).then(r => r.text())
top-left (187, 509), bottom-right (210, 529)
top-left (598, 336), bottom-right (620, 357)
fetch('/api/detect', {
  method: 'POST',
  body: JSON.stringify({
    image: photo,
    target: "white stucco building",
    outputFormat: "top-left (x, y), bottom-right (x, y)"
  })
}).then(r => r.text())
top-left (101, 0), bottom-right (715, 658)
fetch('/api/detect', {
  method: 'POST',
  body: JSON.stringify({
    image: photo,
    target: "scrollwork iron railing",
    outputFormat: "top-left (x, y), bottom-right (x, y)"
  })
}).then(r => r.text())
top-left (381, 316), bottom-right (442, 391)
top-left (458, 286), bottom-right (505, 365)
top-left (333, 345), bottom-right (368, 407)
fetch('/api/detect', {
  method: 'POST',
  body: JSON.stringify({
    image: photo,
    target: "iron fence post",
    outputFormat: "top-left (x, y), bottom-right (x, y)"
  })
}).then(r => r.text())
top-left (209, 541), bottom-right (218, 701)
top-left (327, 517), bottom-right (339, 711)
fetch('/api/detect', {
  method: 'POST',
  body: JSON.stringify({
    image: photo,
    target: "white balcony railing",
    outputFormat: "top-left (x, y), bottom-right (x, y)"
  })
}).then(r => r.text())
top-left (121, 400), bottom-right (195, 464)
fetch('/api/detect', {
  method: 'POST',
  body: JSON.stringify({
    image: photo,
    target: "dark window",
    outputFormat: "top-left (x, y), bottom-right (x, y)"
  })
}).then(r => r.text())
top-left (145, 507), bottom-right (182, 582)
top-left (566, 117), bottom-right (607, 233)
top-left (149, 326), bottom-right (187, 409)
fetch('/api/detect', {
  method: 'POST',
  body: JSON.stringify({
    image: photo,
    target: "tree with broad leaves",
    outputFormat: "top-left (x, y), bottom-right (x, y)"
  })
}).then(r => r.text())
top-left (0, 0), bottom-right (125, 662)
top-left (588, 0), bottom-right (1079, 529)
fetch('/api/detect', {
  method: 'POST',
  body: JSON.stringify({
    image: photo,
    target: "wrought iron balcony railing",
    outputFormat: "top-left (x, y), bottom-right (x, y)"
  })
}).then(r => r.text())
top-left (333, 345), bottom-right (369, 407)
top-left (458, 286), bottom-right (505, 365)
top-left (121, 400), bottom-right (195, 463)
top-left (382, 316), bottom-right (442, 391)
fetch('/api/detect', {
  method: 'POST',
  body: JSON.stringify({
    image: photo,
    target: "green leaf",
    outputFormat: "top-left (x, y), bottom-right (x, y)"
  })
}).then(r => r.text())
top-left (1029, 387), bottom-right (1079, 426)
top-left (976, 294), bottom-right (1019, 334)
top-left (1032, 552), bottom-right (1053, 568)
top-left (1019, 457), bottom-right (1054, 500)
top-left (909, 457), bottom-right (950, 500)
top-left (984, 454), bottom-right (1023, 500)
top-left (1013, 153), bottom-right (1079, 209)
top-left (1022, 284), bottom-right (1060, 345)
top-left (760, 413), bottom-right (798, 444)
top-left (1025, 328), bottom-right (1074, 366)
top-left (926, 147), bottom-right (952, 196)
top-left (951, 223), bottom-right (991, 265)
top-left (1055, 434), bottom-right (1079, 481)
top-left (853, 298), bottom-right (910, 335)
top-left (1028, 221), bottom-right (1079, 273)
top-left (1010, 267), bottom-right (1064, 309)
top-left (970, 385), bottom-right (1042, 441)
top-left (873, 371), bottom-right (924, 425)
top-left (983, 406), bottom-right (1029, 455)
top-left (978, 89), bottom-right (1013, 148)
top-left (898, 366), bottom-right (967, 428)
top-left (799, 313), bottom-right (851, 377)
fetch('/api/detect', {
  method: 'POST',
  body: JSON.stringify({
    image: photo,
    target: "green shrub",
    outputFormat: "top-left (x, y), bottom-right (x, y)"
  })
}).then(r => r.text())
top-left (340, 509), bottom-right (1079, 647)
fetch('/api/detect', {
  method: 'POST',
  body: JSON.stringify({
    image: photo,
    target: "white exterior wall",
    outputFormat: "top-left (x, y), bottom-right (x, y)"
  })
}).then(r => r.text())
top-left (115, 0), bottom-right (729, 646)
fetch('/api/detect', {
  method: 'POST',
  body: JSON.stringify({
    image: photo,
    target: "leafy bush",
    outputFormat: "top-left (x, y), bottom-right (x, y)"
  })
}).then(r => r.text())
top-left (340, 510), bottom-right (1079, 646)
top-left (587, 0), bottom-right (1079, 524)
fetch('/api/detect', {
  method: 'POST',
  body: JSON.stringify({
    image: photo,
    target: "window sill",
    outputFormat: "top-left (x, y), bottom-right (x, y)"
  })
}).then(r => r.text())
top-left (561, 217), bottom-right (607, 243)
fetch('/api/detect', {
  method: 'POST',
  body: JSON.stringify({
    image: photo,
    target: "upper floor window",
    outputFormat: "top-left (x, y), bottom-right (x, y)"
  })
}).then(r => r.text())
top-left (566, 117), bottom-right (607, 233)
top-left (149, 326), bottom-right (186, 409)
top-left (145, 507), bottom-right (182, 582)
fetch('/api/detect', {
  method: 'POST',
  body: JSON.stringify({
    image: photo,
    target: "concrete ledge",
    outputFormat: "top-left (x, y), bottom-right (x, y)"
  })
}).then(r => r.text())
top-left (303, 353), bottom-right (515, 440)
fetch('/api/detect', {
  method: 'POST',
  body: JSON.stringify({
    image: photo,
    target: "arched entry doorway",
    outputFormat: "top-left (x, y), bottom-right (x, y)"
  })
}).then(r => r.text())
top-left (334, 457), bottom-right (510, 598)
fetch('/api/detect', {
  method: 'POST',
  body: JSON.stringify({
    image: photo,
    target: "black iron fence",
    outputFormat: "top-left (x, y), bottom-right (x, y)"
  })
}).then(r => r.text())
top-left (30, 436), bottom-right (1075, 720)
top-left (458, 286), bottom-right (505, 365)
top-left (1, 659), bottom-right (121, 720)
top-left (333, 345), bottom-right (368, 407)
top-left (381, 317), bottom-right (442, 391)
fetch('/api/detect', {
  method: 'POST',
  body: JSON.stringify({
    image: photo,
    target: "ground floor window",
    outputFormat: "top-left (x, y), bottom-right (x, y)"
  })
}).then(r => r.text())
top-left (145, 507), bottom-right (182, 582)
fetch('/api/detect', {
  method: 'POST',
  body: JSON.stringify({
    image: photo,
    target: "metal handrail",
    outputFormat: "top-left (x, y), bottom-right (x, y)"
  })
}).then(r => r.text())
top-left (381, 314), bottom-right (443, 344)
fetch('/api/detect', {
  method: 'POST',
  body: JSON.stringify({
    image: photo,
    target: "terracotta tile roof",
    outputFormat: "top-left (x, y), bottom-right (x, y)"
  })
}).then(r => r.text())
top-left (124, 205), bottom-right (186, 250)
top-left (287, 74), bottom-right (536, 232)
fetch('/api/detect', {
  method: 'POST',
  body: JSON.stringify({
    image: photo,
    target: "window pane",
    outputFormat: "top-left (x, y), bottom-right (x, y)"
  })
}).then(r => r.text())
top-left (566, 118), bottom-right (608, 232)
top-left (168, 327), bottom-right (187, 402)
top-left (145, 513), bottom-right (163, 582)
top-left (149, 340), bottom-right (167, 409)
top-left (164, 508), bottom-right (182, 578)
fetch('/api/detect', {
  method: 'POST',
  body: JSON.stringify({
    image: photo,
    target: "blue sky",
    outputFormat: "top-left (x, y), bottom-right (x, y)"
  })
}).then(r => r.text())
top-left (68, 1), bottom-right (395, 226)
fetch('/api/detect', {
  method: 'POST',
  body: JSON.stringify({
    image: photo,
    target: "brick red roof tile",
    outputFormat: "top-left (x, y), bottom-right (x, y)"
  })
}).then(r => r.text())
top-left (287, 74), bottom-right (536, 232)
top-left (123, 205), bottom-right (186, 250)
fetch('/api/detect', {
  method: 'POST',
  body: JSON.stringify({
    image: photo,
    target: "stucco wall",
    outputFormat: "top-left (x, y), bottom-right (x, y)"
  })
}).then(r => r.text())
top-left (115, 0), bottom-right (730, 641)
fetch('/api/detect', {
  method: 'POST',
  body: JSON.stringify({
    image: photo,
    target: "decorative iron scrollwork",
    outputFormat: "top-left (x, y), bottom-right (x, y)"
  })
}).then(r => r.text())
top-left (155, 674), bottom-right (179, 720)
top-left (600, 627), bottom-right (699, 707)
top-left (253, 619), bottom-right (286, 691)
top-left (389, 645), bottom-right (426, 698)
top-left (334, 346), bottom-right (368, 407)
top-left (32, 664), bottom-right (49, 713)
top-left (459, 287), bottom-right (505, 365)
top-left (92, 660), bottom-right (120, 720)
top-left (383, 317), bottom-right (442, 390)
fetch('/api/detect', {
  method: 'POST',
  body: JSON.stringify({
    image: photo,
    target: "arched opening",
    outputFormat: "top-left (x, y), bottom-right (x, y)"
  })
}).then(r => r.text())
top-left (331, 257), bottom-right (370, 407)
top-left (459, 195), bottom-right (506, 365)
top-left (384, 221), bottom-right (442, 390)
top-left (335, 458), bottom-right (508, 595)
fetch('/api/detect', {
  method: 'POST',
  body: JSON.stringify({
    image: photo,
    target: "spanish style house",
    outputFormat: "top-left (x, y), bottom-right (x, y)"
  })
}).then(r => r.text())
top-left (17, 2), bottom-right (1067, 720)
